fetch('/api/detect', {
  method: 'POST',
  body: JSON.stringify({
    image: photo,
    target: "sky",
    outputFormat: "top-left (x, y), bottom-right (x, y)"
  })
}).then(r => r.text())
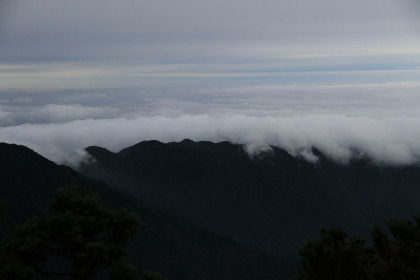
top-left (1, 0), bottom-right (420, 165)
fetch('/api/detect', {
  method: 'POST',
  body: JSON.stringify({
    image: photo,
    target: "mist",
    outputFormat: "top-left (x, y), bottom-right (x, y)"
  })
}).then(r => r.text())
top-left (2, 82), bottom-right (420, 165)
top-left (1, 1), bottom-right (419, 166)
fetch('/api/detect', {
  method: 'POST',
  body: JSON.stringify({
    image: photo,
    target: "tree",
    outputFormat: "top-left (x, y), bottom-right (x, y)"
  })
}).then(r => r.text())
top-left (295, 227), bottom-right (372, 280)
top-left (0, 184), bottom-right (140, 280)
top-left (294, 215), bottom-right (420, 280)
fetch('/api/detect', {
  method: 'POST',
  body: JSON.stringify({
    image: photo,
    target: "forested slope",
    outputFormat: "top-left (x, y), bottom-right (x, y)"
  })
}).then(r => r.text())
top-left (0, 143), bottom-right (287, 280)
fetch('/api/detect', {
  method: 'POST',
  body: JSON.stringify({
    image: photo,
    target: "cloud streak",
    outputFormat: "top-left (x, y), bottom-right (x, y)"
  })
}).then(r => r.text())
top-left (1, 1), bottom-right (419, 166)
top-left (2, 82), bottom-right (420, 165)
top-left (1, 0), bottom-right (419, 89)
top-left (2, 114), bottom-right (420, 165)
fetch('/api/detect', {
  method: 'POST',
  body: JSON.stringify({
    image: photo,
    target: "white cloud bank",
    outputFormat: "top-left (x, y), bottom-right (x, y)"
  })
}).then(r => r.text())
top-left (2, 114), bottom-right (420, 165)
top-left (1, 82), bottom-right (420, 165)
top-left (1, 1), bottom-right (419, 166)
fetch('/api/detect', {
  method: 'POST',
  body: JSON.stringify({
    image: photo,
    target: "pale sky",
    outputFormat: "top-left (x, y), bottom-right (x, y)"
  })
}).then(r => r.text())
top-left (1, 0), bottom-right (420, 164)
top-left (1, 0), bottom-right (419, 88)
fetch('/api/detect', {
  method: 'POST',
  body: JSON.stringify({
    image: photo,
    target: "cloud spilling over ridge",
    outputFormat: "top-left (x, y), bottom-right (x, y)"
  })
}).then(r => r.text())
top-left (2, 114), bottom-right (420, 165)
top-left (1, 1), bottom-right (419, 167)
top-left (1, 82), bottom-right (420, 165)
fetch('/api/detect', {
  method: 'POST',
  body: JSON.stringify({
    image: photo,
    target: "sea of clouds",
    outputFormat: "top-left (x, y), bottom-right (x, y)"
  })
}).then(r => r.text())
top-left (1, 82), bottom-right (420, 166)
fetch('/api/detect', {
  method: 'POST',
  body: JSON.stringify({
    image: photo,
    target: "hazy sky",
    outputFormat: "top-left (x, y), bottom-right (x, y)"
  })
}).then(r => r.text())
top-left (1, 0), bottom-right (420, 164)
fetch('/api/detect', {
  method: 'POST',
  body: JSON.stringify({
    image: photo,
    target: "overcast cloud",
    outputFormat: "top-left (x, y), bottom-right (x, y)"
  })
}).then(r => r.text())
top-left (1, 1), bottom-right (420, 165)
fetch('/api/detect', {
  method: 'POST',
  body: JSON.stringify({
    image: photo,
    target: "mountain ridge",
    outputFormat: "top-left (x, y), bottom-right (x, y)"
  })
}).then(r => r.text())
top-left (79, 139), bottom-right (420, 268)
top-left (0, 142), bottom-right (288, 280)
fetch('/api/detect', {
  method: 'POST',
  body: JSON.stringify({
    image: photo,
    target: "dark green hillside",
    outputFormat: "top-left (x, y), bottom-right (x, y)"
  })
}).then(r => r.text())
top-left (80, 139), bottom-right (420, 272)
top-left (0, 143), bottom-right (78, 229)
top-left (0, 143), bottom-right (287, 280)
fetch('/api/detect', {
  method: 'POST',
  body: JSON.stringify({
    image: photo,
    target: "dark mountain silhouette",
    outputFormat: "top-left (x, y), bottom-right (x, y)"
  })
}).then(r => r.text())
top-left (79, 139), bottom-right (420, 275)
top-left (0, 143), bottom-right (288, 280)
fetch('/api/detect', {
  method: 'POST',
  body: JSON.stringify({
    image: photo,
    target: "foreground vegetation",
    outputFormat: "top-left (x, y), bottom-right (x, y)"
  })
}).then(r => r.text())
top-left (0, 185), bottom-right (140, 280)
top-left (295, 216), bottom-right (420, 280)
top-left (2, 183), bottom-right (420, 280)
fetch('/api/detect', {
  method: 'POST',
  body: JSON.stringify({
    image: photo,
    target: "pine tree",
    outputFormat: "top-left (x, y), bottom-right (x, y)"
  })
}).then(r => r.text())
top-left (0, 184), bottom-right (140, 280)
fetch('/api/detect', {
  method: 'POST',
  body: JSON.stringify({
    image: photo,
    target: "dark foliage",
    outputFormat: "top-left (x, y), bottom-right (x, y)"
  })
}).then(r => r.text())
top-left (295, 216), bottom-right (420, 280)
top-left (4, 140), bottom-right (420, 279)
top-left (0, 184), bottom-right (140, 280)
top-left (0, 143), bottom-right (286, 280)
top-left (80, 139), bottom-right (420, 276)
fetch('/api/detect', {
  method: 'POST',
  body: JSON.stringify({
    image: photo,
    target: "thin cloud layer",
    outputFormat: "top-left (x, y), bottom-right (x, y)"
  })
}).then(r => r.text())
top-left (0, 0), bottom-right (419, 89)
top-left (0, 2), bottom-right (419, 165)
top-left (1, 82), bottom-right (420, 165)
top-left (2, 114), bottom-right (420, 165)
